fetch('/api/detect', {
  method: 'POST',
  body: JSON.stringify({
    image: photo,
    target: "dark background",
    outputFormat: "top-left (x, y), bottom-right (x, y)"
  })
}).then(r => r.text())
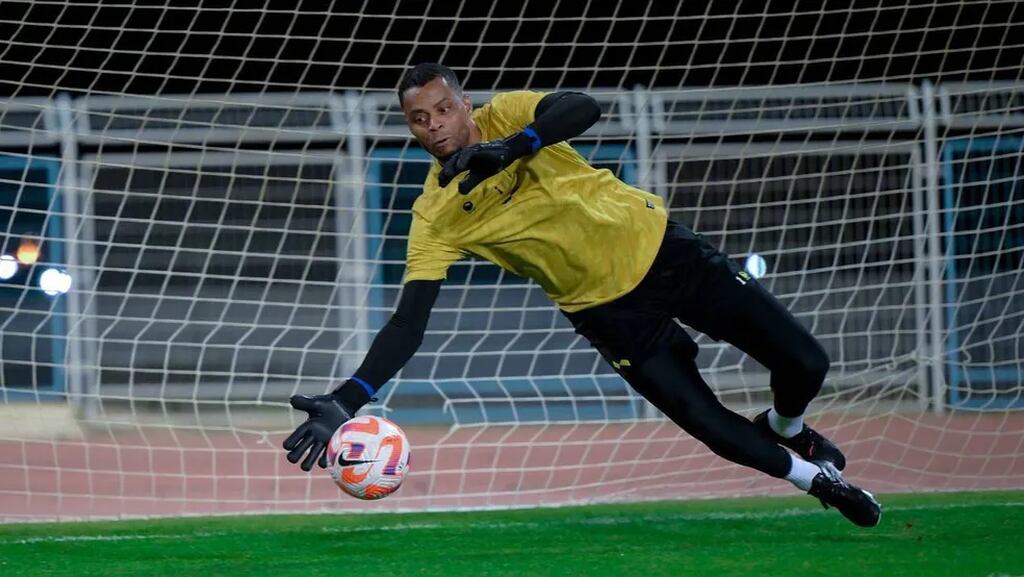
top-left (2, 0), bottom-right (1022, 98)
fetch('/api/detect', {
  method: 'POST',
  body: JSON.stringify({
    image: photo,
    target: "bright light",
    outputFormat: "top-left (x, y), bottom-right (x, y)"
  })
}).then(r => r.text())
top-left (39, 268), bottom-right (72, 296)
top-left (0, 255), bottom-right (17, 280)
top-left (744, 254), bottom-right (767, 279)
top-left (16, 239), bottom-right (40, 265)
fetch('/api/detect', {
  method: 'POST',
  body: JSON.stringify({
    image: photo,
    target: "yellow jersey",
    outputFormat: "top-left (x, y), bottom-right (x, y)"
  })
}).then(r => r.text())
top-left (403, 90), bottom-right (668, 313)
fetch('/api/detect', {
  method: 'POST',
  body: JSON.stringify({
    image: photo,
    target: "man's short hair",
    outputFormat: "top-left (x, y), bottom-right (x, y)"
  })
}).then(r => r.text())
top-left (398, 63), bottom-right (462, 106)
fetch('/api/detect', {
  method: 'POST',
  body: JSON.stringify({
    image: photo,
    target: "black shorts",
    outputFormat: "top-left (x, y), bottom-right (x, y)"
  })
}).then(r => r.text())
top-left (562, 220), bottom-right (761, 371)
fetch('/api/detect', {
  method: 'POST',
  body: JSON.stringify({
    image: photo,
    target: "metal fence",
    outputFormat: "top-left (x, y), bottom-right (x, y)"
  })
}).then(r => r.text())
top-left (1, 82), bottom-right (1022, 421)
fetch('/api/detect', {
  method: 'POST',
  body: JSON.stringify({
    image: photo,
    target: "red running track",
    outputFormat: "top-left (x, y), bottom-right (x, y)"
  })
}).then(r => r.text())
top-left (1, 412), bottom-right (1022, 521)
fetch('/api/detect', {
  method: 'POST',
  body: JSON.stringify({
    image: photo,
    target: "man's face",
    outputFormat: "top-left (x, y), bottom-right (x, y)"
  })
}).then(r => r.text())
top-left (401, 77), bottom-right (474, 161)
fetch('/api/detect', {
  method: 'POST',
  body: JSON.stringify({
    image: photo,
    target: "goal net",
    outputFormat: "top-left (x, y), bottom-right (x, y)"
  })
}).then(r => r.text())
top-left (1, 1), bottom-right (1022, 521)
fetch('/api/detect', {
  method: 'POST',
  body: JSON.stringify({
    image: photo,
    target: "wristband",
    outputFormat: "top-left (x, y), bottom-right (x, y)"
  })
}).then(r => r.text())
top-left (522, 126), bottom-right (542, 153)
top-left (350, 376), bottom-right (375, 397)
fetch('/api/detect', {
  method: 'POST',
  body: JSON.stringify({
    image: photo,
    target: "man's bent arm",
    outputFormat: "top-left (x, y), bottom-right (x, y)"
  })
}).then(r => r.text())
top-left (438, 91), bottom-right (602, 192)
top-left (504, 91), bottom-right (602, 158)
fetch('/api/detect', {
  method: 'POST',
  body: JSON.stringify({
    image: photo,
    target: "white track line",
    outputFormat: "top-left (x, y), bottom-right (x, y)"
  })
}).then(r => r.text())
top-left (3, 530), bottom-right (226, 545)
top-left (3, 501), bottom-right (1021, 545)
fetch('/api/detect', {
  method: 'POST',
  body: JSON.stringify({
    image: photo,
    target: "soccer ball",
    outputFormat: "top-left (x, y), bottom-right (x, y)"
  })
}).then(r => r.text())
top-left (326, 415), bottom-right (410, 500)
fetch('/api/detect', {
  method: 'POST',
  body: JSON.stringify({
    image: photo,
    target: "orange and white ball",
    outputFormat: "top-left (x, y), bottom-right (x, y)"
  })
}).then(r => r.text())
top-left (326, 415), bottom-right (410, 500)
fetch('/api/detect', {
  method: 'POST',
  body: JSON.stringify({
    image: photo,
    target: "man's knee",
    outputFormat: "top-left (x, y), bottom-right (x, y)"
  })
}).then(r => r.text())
top-left (798, 339), bottom-right (830, 384)
top-left (784, 338), bottom-right (829, 401)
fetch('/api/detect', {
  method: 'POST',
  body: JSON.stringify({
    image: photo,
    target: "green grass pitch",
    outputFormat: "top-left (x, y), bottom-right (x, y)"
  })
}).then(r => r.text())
top-left (2, 491), bottom-right (1021, 577)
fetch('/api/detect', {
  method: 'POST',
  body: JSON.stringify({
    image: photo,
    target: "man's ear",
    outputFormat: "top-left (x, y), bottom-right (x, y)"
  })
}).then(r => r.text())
top-left (462, 94), bottom-right (472, 112)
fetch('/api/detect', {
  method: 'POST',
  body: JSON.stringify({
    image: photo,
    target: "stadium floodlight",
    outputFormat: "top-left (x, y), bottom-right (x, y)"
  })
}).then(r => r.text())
top-left (0, 255), bottom-right (17, 280)
top-left (744, 254), bottom-right (767, 279)
top-left (38, 268), bottom-right (72, 296)
top-left (15, 239), bottom-right (39, 265)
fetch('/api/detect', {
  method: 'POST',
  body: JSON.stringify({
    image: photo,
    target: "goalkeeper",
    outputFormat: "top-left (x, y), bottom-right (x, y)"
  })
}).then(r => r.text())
top-left (284, 63), bottom-right (881, 527)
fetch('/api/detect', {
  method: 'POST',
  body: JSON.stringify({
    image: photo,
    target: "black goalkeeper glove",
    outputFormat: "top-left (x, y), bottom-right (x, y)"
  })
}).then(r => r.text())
top-left (283, 392), bottom-right (354, 472)
top-left (438, 132), bottom-right (534, 194)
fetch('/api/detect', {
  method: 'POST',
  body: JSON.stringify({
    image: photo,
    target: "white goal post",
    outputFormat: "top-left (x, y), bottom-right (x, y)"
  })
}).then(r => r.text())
top-left (1, 2), bottom-right (1022, 520)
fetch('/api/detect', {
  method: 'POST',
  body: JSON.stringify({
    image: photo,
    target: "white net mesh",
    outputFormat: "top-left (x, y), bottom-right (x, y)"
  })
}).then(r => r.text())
top-left (1, 1), bottom-right (1022, 520)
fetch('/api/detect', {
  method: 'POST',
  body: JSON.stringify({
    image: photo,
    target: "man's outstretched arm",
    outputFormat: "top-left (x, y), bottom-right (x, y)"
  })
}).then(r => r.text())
top-left (439, 91), bottom-right (602, 192)
top-left (283, 279), bottom-right (442, 471)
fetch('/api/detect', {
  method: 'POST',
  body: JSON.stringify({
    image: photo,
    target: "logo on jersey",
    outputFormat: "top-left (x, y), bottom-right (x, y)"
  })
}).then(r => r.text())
top-left (735, 270), bottom-right (752, 285)
top-left (646, 200), bottom-right (655, 209)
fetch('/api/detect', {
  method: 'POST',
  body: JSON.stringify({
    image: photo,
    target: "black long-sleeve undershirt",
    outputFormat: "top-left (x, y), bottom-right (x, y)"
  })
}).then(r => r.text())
top-left (350, 279), bottom-right (441, 388)
top-left (334, 92), bottom-right (600, 409)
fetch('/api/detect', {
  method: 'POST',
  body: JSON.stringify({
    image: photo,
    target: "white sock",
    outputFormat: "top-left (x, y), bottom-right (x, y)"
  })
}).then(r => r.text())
top-left (785, 454), bottom-right (820, 492)
top-left (768, 408), bottom-right (804, 439)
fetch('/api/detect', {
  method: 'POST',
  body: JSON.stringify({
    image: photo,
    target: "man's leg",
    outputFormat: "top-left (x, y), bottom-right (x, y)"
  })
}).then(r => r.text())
top-left (676, 254), bottom-right (844, 468)
top-left (684, 276), bottom-right (828, 417)
top-left (564, 292), bottom-right (880, 526)
top-left (565, 301), bottom-right (805, 483)
top-left (649, 224), bottom-right (829, 425)
top-left (627, 339), bottom-right (795, 480)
